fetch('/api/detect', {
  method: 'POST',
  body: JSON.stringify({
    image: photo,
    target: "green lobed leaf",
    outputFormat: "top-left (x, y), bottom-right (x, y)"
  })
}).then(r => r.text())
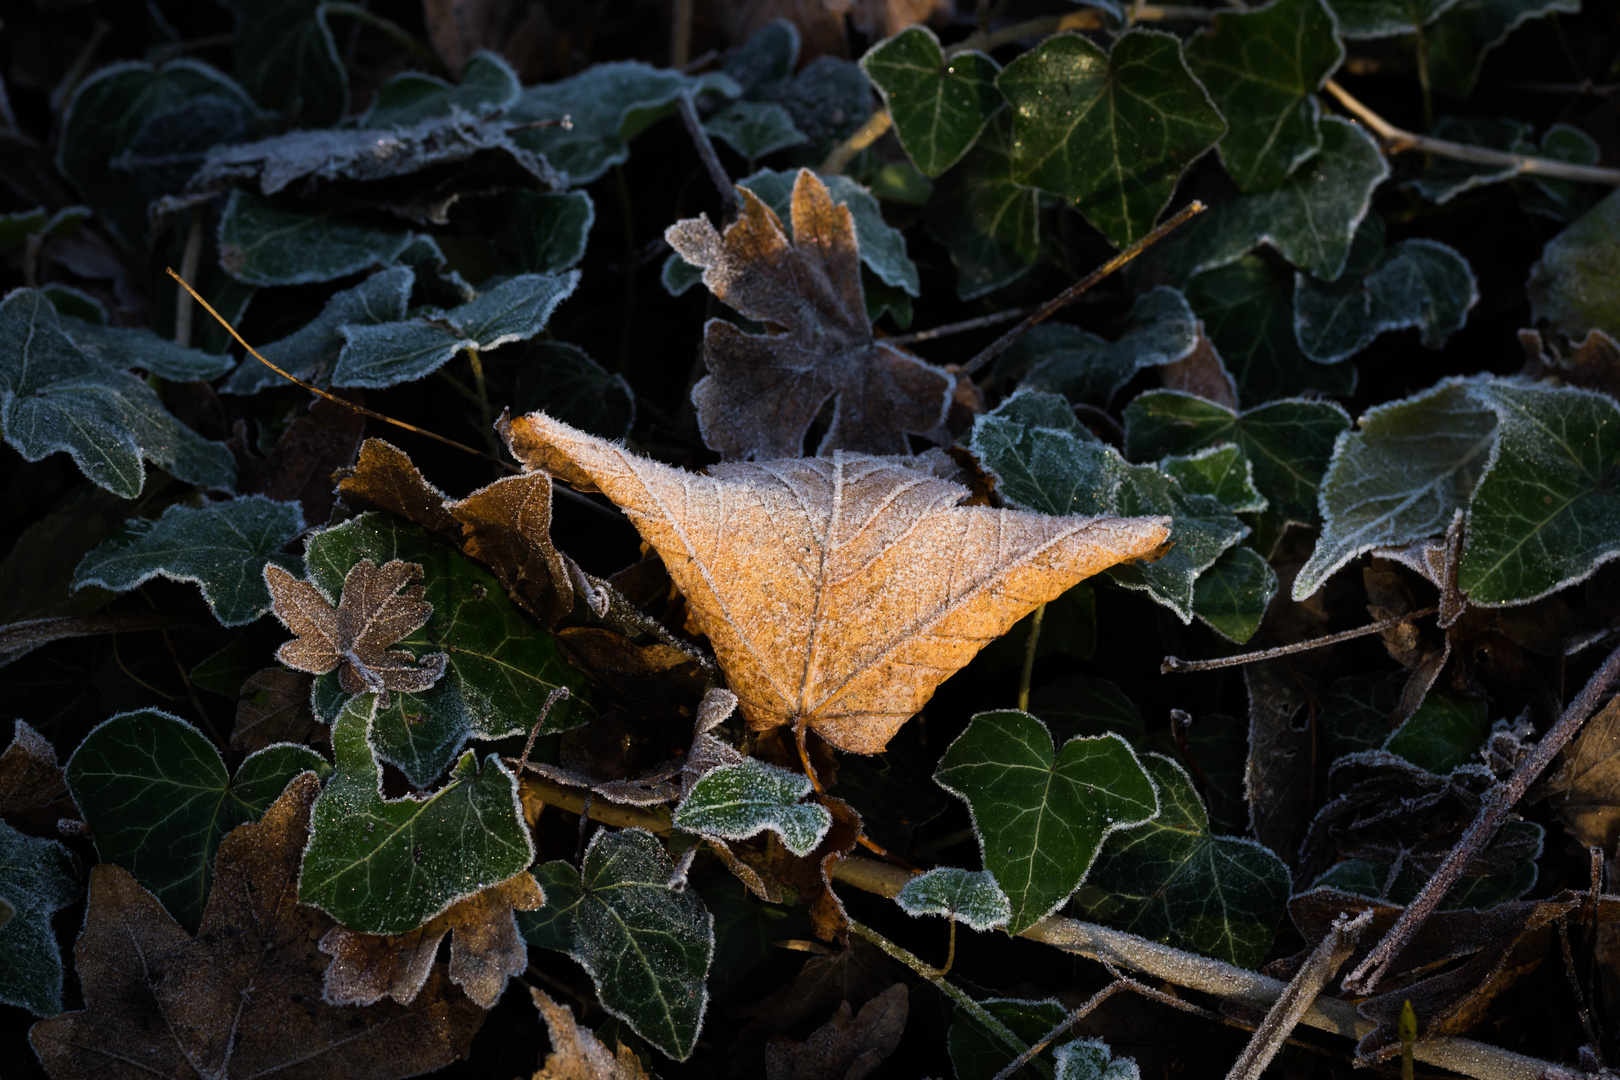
top-left (513, 341), bottom-right (636, 440)
top-left (1078, 754), bottom-right (1289, 967)
top-left (519, 829), bottom-right (714, 1060)
top-left (507, 61), bottom-right (739, 185)
top-left (1319, 671), bottom-right (1407, 760)
top-left (1028, 675), bottom-right (1145, 744)
top-left (490, 190), bottom-right (596, 276)
top-left (360, 51), bottom-right (519, 129)
top-left (720, 18), bottom-right (798, 96)
top-left (1518, 125), bottom-right (1604, 222)
top-left (57, 59), bottom-right (259, 248)
top-left (948, 997), bottom-right (1072, 1080)
top-left (1327, 0), bottom-right (1458, 38)
top-left (1310, 821), bottom-right (1542, 908)
top-left (702, 100), bottom-right (807, 159)
top-left (1183, 0), bottom-right (1345, 192)
top-left (70, 496), bottom-right (306, 626)
top-left (299, 693), bottom-right (531, 934)
top-left (934, 710), bottom-right (1158, 934)
top-left (65, 708), bottom-right (328, 929)
top-left (1055, 1039), bottom-right (1140, 1080)
top-left (998, 30), bottom-right (1225, 248)
top-left (59, 319), bottom-right (235, 382)
top-left (0, 289), bottom-right (236, 498)
top-left (924, 111), bottom-right (1042, 299)
top-left (1528, 186), bottom-right (1620, 342)
top-left (217, 190), bottom-right (414, 287)
top-left (672, 758), bottom-right (832, 857)
top-left (1426, 0), bottom-right (1579, 98)
top-left (737, 168), bottom-right (920, 296)
top-left (1001, 287), bottom-right (1200, 407)
top-left (1191, 546), bottom-right (1278, 644)
top-left (227, 0), bottom-right (348, 126)
top-left (1160, 445), bottom-right (1268, 515)
top-left (1459, 380), bottom-right (1620, 605)
top-left (332, 271), bottom-right (580, 388)
top-left (895, 868), bottom-right (1011, 931)
top-left (861, 27), bottom-right (1003, 176)
top-left (1294, 378), bottom-right (1496, 600)
top-left (1124, 390), bottom-right (1350, 524)
top-left (1186, 256), bottom-right (1356, 405)
top-left (302, 512), bottom-right (590, 784)
top-left (765, 56), bottom-right (873, 166)
top-left (1384, 691), bottom-right (1489, 773)
top-left (0, 821), bottom-right (79, 1017)
top-left (1411, 115), bottom-right (1535, 204)
top-left (221, 266), bottom-right (414, 395)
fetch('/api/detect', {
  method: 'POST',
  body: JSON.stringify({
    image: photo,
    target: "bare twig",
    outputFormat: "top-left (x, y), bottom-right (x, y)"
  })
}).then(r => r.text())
top-left (956, 202), bottom-right (1206, 378)
top-left (676, 91), bottom-right (738, 215)
top-left (1225, 909), bottom-right (1371, 1080)
top-left (1324, 79), bottom-right (1620, 186)
top-left (1017, 603), bottom-right (1045, 712)
top-left (820, 109), bottom-right (893, 175)
top-left (886, 306), bottom-right (1032, 346)
top-left (989, 979), bottom-right (1210, 1080)
top-left (0, 611), bottom-right (211, 660)
top-left (1162, 607), bottom-right (1439, 673)
top-left (1344, 642), bottom-right (1620, 995)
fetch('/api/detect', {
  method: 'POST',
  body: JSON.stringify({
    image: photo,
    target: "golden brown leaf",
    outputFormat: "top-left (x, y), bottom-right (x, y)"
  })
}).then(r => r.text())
top-left (28, 774), bottom-right (485, 1080)
top-left (0, 719), bottom-right (65, 815)
top-left (666, 168), bottom-right (953, 460)
top-left (501, 411), bottom-right (1169, 754)
top-left (529, 987), bottom-right (652, 1080)
top-left (231, 667), bottom-right (322, 753)
top-left (763, 982), bottom-right (908, 1080)
top-left (335, 438), bottom-right (463, 539)
top-left (1551, 695), bottom-right (1620, 851)
top-left (264, 558), bottom-right (449, 707)
top-left (321, 871), bottom-right (545, 1009)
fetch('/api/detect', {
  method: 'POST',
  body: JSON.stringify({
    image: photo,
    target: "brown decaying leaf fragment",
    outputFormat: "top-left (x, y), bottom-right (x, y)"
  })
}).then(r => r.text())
top-left (0, 719), bottom-right (65, 814)
top-left (321, 870), bottom-right (545, 1009)
top-left (1550, 695), bottom-right (1620, 851)
top-left (529, 986), bottom-right (652, 1080)
top-left (229, 392), bottom-right (367, 524)
top-left (763, 982), bottom-right (908, 1080)
top-left (501, 412), bottom-right (1169, 755)
top-left (265, 558), bottom-right (449, 707)
top-left (666, 168), bottom-right (954, 460)
top-left (1157, 326), bottom-right (1238, 409)
top-left (232, 667), bottom-right (324, 753)
top-left (29, 773), bottom-right (486, 1080)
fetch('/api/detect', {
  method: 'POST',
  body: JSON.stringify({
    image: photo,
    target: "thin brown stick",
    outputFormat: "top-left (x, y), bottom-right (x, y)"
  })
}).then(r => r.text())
top-left (956, 202), bottom-right (1206, 378)
top-left (1162, 607), bottom-right (1439, 673)
top-left (887, 306), bottom-right (1032, 346)
top-left (677, 90), bottom-right (738, 215)
top-left (1344, 641), bottom-right (1620, 995)
top-left (821, 109), bottom-right (892, 175)
top-left (166, 268), bottom-right (518, 471)
top-left (0, 611), bottom-right (211, 658)
top-left (988, 979), bottom-right (1210, 1080)
top-left (1324, 79), bottom-right (1620, 186)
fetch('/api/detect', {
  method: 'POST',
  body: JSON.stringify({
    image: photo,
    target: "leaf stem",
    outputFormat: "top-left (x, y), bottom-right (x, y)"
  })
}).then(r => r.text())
top-left (820, 109), bottom-right (892, 175)
top-left (676, 90), bottom-right (738, 216)
top-left (1323, 79), bottom-right (1620, 185)
top-left (1161, 607), bottom-right (1439, 673)
top-left (1017, 603), bottom-right (1045, 712)
top-left (956, 201), bottom-right (1207, 379)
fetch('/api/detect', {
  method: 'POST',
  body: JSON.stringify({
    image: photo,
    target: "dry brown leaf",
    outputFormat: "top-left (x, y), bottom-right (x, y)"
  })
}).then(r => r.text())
top-left (231, 667), bottom-right (323, 753)
top-left (1551, 695), bottom-right (1620, 851)
top-left (265, 558), bottom-right (449, 707)
top-left (763, 982), bottom-right (908, 1080)
top-left (29, 773), bottom-right (485, 1080)
top-left (666, 168), bottom-right (953, 460)
top-left (529, 986), bottom-right (652, 1080)
top-left (0, 719), bottom-right (65, 815)
top-left (727, 937), bottom-right (898, 1077)
top-left (229, 392), bottom-right (367, 524)
top-left (335, 438), bottom-right (462, 539)
top-left (501, 411), bottom-right (1168, 754)
top-left (322, 870), bottom-right (544, 1009)
top-left (1156, 326), bottom-right (1237, 409)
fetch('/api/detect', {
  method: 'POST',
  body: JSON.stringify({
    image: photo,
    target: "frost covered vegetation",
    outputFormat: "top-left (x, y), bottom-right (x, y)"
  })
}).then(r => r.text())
top-left (6, 0), bottom-right (1620, 1077)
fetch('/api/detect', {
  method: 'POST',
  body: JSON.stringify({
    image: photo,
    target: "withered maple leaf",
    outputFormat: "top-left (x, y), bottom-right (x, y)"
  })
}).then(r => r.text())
top-left (29, 773), bottom-right (486, 1080)
top-left (501, 411), bottom-right (1169, 754)
top-left (665, 167), bottom-right (953, 460)
top-left (264, 558), bottom-right (449, 707)
top-left (321, 870), bottom-right (545, 1009)
top-left (528, 987), bottom-right (652, 1080)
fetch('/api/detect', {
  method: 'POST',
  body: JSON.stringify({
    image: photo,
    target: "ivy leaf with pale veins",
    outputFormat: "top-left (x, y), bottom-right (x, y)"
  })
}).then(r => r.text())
top-left (501, 412), bottom-right (1168, 754)
top-left (64, 708), bottom-right (329, 929)
top-left (1124, 389), bottom-right (1350, 524)
top-left (265, 558), bottom-right (448, 707)
top-left (30, 775), bottom-right (487, 1080)
top-left (998, 31), bottom-right (1225, 248)
top-left (228, 0), bottom-right (347, 126)
top-left (861, 26), bottom-right (1002, 176)
top-left (1078, 755), bottom-right (1289, 967)
top-left (666, 168), bottom-right (948, 458)
top-left (1327, 0), bottom-right (1458, 38)
top-left (217, 190), bottom-right (414, 288)
top-left (924, 112), bottom-right (1042, 299)
top-left (59, 318), bottom-right (235, 382)
top-left (299, 694), bottom-right (534, 934)
top-left (674, 758), bottom-right (832, 857)
top-left (0, 820), bottom-right (79, 1017)
top-left (71, 496), bottom-right (305, 627)
top-left (1191, 546), bottom-right (1278, 644)
top-left (321, 871), bottom-right (545, 1009)
top-left (1458, 380), bottom-right (1620, 605)
top-left (895, 868), bottom-right (1011, 931)
top-left (1294, 378), bottom-right (1496, 600)
top-left (519, 828), bottom-right (714, 1060)
top-left (1528, 187), bottom-right (1620, 342)
top-left (1160, 445), bottom-right (1268, 515)
top-left (1183, 0), bottom-right (1345, 192)
top-left (0, 289), bottom-right (236, 498)
top-left (1001, 287), bottom-right (1200, 407)
top-left (935, 710), bottom-right (1157, 935)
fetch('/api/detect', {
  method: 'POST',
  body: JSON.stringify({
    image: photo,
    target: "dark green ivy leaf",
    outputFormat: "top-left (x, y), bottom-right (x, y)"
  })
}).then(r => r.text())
top-left (947, 998), bottom-right (1067, 1080)
top-left (1384, 691), bottom-right (1489, 774)
top-left (861, 26), bottom-right (1003, 176)
top-left (1190, 546), bottom-right (1278, 644)
top-left (702, 100), bottom-right (808, 160)
top-left (513, 341), bottom-right (635, 440)
top-left (895, 868), bottom-right (1011, 931)
top-left (998, 30), bottom-right (1226, 248)
top-left (1528, 186), bottom-right (1620, 342)
top-left (226, 0), bottom-right (348, 127)
top-left (65, 708), bottom-right (327, 929)
top-left (935, 709), bottom-right (1157, 934)
top-left (0, 821), bottom-right (79, 1017)
top-left (299, 693), bottom-right (531, 934)
top-left (1159, 444), bottom-right (1268, 515)
top-left (673, 758), bottom-right (832, 857)
top-left (490, 190), bottom-right (595, 275)
top-left (1028, 675), bottom-right (1144, 744)
top-left (924, 112), bottom-right (1042, 299)
top-left (218, 190), bottom-right (414, 287)
top-left (70, 496), bottom-right (306, 627)
top-left (360, 51), bottom-right (519, 129)
top-left (1426, 0), bottom-right (1578, 98)
top-left (1328, 0), bottom-right (1457, 39)
top-left (59, 318), bottom-right (236, 382)
top-left (520, 829), bottom-right (714, 1060)
top-left (1183, 0), bottom-right (1344, 192)
top-left (999, 287), bottom-right (1199, 407)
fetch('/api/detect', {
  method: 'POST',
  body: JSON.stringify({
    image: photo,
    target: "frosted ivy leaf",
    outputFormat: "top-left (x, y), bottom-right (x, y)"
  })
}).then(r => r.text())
top-left (1160, 445), bottom-right (1267, 515)
top-left (672, 757), bottom-right (831, 857)
top-left (1055, 1038), bottom-right (1140, 1080)
top-left (895, 868), bottom-right (1011, 931)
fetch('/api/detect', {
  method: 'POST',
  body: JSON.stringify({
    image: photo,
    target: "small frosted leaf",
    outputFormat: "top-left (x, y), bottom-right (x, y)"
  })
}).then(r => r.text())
top-left (1055, 1038), bottom-right (1141, 1080)
top-left (673, 757), bottom-right (831, 857)
top-left (924, 112), bottom-right (1041, 300)
top-left (0, 820), bottom-right (79, 1016)
top-left (1528, 186), bottom-right (1620, 342)
top-left (861, 26), bottom-right (1002, 176)
top-left (895, 868), bottom-right (1010, 931)
top-left (1160, 445), bottom-right (1267, 515)
top-left (703, 100), bottom-right (807, 159)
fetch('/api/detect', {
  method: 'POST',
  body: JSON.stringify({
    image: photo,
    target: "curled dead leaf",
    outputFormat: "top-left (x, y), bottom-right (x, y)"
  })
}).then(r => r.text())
top-left (763, 982), bottom-right (908, 1080)
top-left (529, 986), bottom-right (652, 1080)
top-left (232, 667), bottom-right (323, 753)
